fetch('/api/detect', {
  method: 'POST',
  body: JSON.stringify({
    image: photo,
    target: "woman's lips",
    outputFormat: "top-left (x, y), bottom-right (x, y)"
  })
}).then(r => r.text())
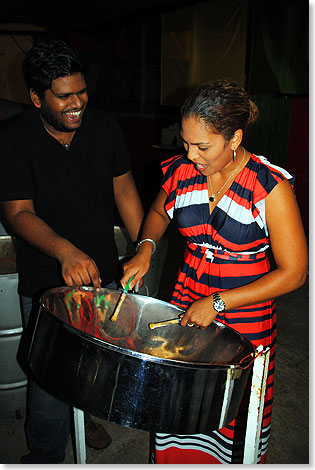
top-left (195, 163), bottom-right (208, 171)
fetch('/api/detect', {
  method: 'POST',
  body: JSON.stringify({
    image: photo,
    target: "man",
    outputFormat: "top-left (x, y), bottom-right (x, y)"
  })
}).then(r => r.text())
top-left (0, 40), bottom-right (144, 463)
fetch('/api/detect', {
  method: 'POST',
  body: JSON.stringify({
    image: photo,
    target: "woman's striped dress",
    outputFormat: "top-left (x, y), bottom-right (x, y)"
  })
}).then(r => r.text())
top-left (153, 154), bottom-right (294, 464)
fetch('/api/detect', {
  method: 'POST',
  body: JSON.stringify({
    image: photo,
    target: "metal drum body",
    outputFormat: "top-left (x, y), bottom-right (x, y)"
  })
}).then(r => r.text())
top-left (29, 287), bottom-right (255, 434)
top-left (0, 235), bottom-right (27, 412)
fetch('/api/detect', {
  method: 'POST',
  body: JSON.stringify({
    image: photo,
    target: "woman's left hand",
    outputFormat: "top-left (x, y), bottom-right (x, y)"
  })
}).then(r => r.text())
top-left (180, 296), bottom-right (217, 329)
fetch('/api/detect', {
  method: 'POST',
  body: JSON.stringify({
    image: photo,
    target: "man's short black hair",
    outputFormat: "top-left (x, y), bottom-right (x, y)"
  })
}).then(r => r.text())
top-left (23, 39), bottom-right (86, 99)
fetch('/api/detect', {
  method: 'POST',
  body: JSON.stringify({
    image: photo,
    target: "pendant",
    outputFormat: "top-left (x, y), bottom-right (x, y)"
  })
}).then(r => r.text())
top-left (64, 144), bottom-right (70, 150)
top-left (209, 195), bottom-right (215, 202)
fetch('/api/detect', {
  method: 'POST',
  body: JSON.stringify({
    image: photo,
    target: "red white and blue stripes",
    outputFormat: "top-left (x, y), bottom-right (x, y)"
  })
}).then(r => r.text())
top-left (152, 154), bottom-right (294, 464)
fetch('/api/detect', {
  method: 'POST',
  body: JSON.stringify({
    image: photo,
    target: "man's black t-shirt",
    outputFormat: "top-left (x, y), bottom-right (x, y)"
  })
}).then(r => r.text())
top-left (0, 108), bottom-right (131, 297)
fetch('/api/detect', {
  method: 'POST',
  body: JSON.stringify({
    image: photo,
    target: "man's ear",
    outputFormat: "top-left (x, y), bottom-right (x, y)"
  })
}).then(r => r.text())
top-left (29, 89), bottom-right (42, 109)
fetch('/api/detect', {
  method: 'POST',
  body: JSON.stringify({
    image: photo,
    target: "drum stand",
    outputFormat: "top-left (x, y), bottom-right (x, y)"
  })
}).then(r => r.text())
top-left (73, 407), bottom-right (86, 464)
top-left (243, 345), bottom-right (270, 464)
top-left (73, 346), bottom-right (270, 465)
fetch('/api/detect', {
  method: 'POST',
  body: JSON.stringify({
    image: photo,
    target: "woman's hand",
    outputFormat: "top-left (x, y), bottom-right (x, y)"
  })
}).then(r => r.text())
top-left (180, 296), bottom-right (217, 329)
top-left (120, 252), bottom-right (151, 291)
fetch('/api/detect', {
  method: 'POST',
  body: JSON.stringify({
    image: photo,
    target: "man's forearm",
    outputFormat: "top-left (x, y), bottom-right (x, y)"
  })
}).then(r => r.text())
top-left (113, 171), bottom-right (144, 242)
top-left (3, 208), bottom-right (102, 288)
top-left (4, 209), bottom-right (73, 262)
top-left (116, 195), bottom-right (144, 242)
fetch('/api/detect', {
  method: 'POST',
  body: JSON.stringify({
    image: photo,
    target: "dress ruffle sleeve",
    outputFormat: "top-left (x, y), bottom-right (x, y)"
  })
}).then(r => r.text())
top-left (252, 155), bottom-right (295, 205)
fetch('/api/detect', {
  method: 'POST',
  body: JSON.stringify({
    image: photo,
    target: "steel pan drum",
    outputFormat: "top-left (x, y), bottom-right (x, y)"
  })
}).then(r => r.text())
top-left (28, 287), bottom-right (255, 434)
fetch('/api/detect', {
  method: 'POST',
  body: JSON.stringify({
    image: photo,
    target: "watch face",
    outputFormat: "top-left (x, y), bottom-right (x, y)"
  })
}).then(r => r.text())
top-left (214, 301), bottom-right (224, 312)
top-left (213, 293), bottom-right (225, 312)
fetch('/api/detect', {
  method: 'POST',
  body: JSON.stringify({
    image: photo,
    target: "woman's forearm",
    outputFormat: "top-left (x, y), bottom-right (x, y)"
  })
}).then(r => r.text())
top-left (221, 264), bottom-right (307, 312)
top-left (138, 208), bottom-right (170, 249)
top-left (120, 189), bottom-right (170, 289)
top-left (181, 264), bottom-right (308, 329)
top-left (136, 188), bottom-right (170, 256)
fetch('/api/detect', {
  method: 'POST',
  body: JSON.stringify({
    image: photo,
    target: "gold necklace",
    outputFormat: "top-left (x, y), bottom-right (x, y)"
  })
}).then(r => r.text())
top-left (208, 146), bottom-right (246, 202)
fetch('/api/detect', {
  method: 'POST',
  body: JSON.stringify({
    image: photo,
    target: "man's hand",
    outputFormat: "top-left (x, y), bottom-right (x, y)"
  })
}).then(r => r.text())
top-left (58, 246), bottom-right (102, 289)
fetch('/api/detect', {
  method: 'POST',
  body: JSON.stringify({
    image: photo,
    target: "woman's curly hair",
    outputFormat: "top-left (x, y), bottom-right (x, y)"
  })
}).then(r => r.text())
top-left (181, 79), bottom-right (258, 141)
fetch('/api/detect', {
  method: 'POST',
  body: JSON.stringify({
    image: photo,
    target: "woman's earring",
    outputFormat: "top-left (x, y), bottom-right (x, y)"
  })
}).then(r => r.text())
top-left (233, 149), bottom-right (236, 162)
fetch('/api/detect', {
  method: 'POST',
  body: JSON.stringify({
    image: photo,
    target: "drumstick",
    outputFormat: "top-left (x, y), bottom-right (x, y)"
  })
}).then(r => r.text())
top-left (110, 276), bottom-right (134, 322)
top-left (149, 318), bottom-right (180, 329)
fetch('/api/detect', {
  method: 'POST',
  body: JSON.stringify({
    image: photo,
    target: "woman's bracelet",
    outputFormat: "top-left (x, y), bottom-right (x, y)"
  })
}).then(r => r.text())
top-left (136, 238), bottom-right (157, 254)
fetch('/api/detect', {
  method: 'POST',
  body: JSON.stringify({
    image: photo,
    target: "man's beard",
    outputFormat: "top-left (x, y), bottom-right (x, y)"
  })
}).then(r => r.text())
top-left (40, 98), bottom-right (75, 132)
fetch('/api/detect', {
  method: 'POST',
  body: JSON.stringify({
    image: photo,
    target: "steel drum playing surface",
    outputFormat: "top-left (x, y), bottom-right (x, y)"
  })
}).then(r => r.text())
top-left (41, 286), bottom-right (254, 367)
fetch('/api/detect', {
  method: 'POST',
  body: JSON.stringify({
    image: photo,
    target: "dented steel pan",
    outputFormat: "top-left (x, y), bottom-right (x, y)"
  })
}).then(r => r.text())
top-left (28, 286), bottom-right (255, 434)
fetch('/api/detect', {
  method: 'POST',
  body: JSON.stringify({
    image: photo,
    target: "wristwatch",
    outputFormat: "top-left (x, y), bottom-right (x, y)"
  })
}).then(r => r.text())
top-left (212, 292), bottom-right (226, 313)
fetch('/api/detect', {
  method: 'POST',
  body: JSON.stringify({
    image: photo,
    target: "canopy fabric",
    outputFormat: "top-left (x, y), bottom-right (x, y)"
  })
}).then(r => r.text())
top-left (161, 0), bottom-right (248, 106)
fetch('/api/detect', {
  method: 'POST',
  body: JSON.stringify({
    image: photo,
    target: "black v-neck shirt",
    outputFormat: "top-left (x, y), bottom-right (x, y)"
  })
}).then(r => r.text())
top-left (0, 108), bottom-right (131, 296)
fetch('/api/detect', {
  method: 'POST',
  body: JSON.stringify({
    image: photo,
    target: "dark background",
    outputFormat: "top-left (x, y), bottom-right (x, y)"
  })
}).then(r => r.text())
top-left (1, 0), bottom-right (309, 232)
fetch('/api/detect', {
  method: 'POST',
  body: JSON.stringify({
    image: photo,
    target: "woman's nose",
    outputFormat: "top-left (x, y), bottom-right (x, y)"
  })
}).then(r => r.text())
top-left (186, 145), bottom-right (198, 161)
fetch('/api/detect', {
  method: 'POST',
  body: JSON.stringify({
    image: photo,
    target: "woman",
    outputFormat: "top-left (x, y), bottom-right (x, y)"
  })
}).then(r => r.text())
top-left (121, 80), bottom-right (308, 464)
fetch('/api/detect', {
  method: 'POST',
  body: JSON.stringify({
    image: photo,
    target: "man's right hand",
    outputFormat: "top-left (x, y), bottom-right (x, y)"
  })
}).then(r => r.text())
top-left (58, 246), bottom-right (102, 289)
